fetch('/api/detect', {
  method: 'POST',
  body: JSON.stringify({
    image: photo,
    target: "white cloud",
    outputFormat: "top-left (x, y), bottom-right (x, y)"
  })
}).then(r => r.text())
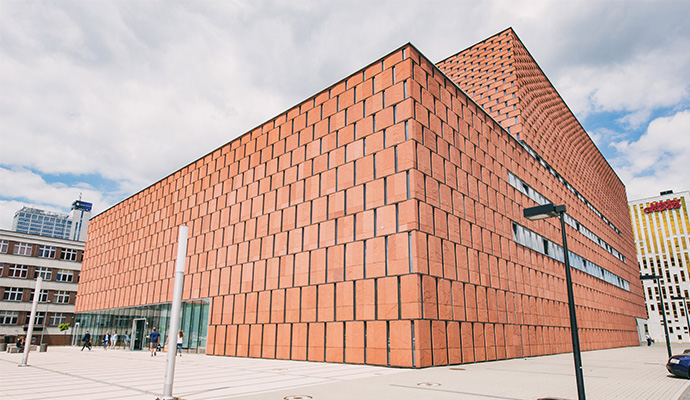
top-left (1, 0), bottom-right (689, 218)
top-left (0, 167), bottom-right (115, 228)
top-left (611, 110), bottom-right (690, 200)
top-left (508, 1), bottom-right (690, 130)
top-left (588, 126), bottom-right (627, 151)
top-left (557, 46), bottom-right (690, 127)
top-left (0, 2), bottom-right (291, 192)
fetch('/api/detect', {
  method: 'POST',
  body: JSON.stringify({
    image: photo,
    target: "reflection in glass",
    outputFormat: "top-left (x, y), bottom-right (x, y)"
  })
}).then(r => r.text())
top-left (75, 299), bottom-right (210, 353)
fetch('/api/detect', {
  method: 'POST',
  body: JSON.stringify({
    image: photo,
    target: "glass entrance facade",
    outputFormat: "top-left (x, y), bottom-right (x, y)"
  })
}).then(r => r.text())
top-left (75, 300), bottom-right (209, 352)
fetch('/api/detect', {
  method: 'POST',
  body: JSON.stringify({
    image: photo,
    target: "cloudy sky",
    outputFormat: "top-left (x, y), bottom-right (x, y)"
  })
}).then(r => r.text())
top-left (1, 0), bottom-right (688, 229)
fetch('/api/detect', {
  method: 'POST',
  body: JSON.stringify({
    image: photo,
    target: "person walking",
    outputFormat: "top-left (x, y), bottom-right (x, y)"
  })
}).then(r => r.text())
top-left (16, 336), bottom-right (25, 352)
top-left (123, 331), bottom-right (130, 349)
top-left (148, 327), bottom-right (160, 356)
top-left (110, 331), bottom-right (118, 349)
top-left (81, 331), bottom-right (91, 351)
top-left (177, 331), bottom-right (184, 357)
top-left (646, 333), bottom-right (653, 346)
top-left (102, 331), bottom-right (110, 350)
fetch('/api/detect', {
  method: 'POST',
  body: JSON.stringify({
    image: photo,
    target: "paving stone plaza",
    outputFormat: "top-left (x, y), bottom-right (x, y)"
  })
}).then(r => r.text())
top-left (1, 344), bottom-right (688, 399)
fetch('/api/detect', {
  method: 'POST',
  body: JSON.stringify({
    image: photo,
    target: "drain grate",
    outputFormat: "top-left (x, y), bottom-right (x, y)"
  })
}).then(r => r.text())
top-left (449, 367), bottom-right (466, 370)
top-left (284, 396), bottom-right (313, 400)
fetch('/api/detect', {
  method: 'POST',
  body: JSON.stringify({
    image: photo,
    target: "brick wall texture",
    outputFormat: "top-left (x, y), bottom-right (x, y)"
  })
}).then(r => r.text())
top-left (76, 28), bottom-right (646, 367)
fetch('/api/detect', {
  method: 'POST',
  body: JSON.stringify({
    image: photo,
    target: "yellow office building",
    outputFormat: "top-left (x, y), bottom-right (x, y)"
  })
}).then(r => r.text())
top-left (630, 190), bottom-right (690, 343)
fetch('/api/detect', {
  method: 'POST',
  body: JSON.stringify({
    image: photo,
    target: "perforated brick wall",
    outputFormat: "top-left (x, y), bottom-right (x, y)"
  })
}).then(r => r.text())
top-left (77, 30), bottom-right (645, 367)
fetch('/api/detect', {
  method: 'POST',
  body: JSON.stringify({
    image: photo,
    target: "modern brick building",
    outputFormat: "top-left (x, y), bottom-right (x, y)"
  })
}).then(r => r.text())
top-left (75, 28), bottom-right (646, 366)
top-left (629, 190), bottom-right (690, 344)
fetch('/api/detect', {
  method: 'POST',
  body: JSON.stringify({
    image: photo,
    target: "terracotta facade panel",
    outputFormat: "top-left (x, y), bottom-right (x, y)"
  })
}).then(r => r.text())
top-left (78, 35), bottom-right (644, 369)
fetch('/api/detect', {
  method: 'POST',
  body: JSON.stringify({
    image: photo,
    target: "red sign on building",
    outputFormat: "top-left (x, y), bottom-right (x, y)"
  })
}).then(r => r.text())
top-left (644, 199), bottom-right (681, 213)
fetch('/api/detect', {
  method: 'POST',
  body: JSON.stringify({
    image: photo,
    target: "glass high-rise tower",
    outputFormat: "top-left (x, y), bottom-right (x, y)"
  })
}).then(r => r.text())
top-left (12, 200), bottom-right (92, 241)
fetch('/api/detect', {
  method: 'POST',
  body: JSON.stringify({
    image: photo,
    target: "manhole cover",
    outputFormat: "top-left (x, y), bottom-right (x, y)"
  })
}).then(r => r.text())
top-left (417, 382), bottom-right (441, 387)
top-left (284, 396), bottom-right (313, 400)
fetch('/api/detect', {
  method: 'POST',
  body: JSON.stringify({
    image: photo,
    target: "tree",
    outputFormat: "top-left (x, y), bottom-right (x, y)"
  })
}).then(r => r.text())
top-left (58, 323), bottom-right (70, 345)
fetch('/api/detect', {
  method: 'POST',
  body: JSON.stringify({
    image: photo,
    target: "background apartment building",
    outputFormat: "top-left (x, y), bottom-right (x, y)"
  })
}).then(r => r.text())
top-left (0, 229), bottom-right (84, 345)
top-left (0, 200), bottom-right (90, 346)
top-left (630, 190), bottom-right (690, 343)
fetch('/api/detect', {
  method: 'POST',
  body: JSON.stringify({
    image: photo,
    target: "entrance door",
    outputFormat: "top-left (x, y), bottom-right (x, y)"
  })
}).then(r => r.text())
top-left (131, 318), bottom-right (146, 351)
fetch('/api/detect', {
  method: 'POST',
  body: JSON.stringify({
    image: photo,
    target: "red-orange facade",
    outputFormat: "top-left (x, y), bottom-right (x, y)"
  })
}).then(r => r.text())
top-left (76, 28), bottom-right (646, 367)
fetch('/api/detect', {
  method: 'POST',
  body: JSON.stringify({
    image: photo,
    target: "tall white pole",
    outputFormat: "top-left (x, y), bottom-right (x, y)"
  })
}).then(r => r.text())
top-left (20, 277), bottom-right (42, 366)
top-left (162, 226), bottom-right (188, 400)
top-left (40, 301), bottom-right (50, 345)
top-left (73, 322), bottom-right (80, 346)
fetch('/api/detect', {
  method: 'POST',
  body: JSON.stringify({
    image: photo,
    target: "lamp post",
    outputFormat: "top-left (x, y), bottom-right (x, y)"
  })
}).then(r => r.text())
top-left (72, 322), bottom-right (80, 346)
top-left (671, 295), bottom-right (690, 344)
top-left (20, 277), bottom-right (42, 367)
top-left (523, 203), bottom-right (585, 400)
top-left (40, 300), bottom-right (51, 345)
top-left (640, 274), bottom-right (672, 358)
top-left (161, 225), bottom-right (188, 400)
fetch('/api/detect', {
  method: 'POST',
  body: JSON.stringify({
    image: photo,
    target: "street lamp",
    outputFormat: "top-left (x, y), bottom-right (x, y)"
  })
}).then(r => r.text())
top-left (523, 203), bottom-right (585, 400)
top-left (671, 295), bottom-right (690, 344)
top-left (640, 274), bottom-right (672, 358)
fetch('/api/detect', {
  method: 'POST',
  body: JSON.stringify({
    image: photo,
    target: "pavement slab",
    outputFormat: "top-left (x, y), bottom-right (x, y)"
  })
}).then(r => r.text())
top-left (0, 343), bottom-right (687, 400)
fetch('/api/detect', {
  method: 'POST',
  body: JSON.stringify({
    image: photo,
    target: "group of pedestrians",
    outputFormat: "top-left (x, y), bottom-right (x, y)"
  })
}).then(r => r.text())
top-left (80, 327), bottom-right (184, 356)
top-left (101, 331), bottom-right (129, 349)
top-left (147, 327), bottom-right (184, 357)
top-left (80, 330), bottom-right (130, 351)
